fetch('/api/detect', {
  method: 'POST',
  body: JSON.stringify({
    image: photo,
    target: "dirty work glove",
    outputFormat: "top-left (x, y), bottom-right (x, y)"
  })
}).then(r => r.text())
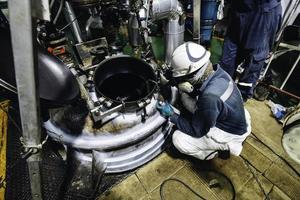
top-left (156, 101), bottom-right (174, 118)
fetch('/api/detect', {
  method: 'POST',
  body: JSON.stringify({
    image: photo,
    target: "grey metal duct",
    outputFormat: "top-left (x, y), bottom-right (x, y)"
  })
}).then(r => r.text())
top-left (164, 16), bottom-right (185, 64)
top-left (151, 0), bottom-right (185, 64)
top-left (128, 12), bottom-right (142, 47)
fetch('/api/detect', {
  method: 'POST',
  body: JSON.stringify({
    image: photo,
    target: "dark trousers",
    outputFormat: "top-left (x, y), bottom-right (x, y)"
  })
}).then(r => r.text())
top-left (219, 4), bottom-right (282, 99)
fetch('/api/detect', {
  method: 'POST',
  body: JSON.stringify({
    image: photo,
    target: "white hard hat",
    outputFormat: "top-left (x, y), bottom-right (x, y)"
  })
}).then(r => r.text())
top-left (171, 42), bottom-right (210, 78)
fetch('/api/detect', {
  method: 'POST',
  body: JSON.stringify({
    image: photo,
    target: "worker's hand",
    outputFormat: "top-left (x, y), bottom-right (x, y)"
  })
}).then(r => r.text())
top-left (156, 101), bottom-right (174, 118)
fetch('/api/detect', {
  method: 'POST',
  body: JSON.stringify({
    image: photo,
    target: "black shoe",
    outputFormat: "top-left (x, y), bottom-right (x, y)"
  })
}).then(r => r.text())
top-left (217, 150), bottom-right (230, 160)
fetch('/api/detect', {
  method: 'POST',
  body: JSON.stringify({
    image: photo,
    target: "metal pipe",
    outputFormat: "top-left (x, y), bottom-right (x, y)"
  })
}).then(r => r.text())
top-left (64, 1), bottom-right (83, 43)
top-left (258, 81), bottom-right (300, 101)
top-left (193, 0), bottom-right (201, 43)
top-left (280, 53), bottom-right (300, 89)
top-left (0, 78), bottom-right (17, 94)
top-left (151, 0), bottom-right (182, 21)
top-left (128, 12), bottom-right (141, 47)
top-left (151, 0), bottom-right (184, 64)
top-left (8, 0), bottom-right (43, 199)
top-left (164, 16), bottom-right (184, 64)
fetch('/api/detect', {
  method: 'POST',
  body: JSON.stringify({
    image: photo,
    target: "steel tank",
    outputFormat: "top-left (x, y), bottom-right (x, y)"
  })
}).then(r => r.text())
top-left (45, 56), bottom-right (176, 173)
top-left (282, 106), bottom-right (300, 164)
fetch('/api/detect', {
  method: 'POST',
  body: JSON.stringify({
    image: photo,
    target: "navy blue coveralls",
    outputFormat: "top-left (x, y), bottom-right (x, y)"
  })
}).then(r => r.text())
top-left (219, 0), bottom-right (282, 100)
top-left (170, 65), bottom-right (248, 138)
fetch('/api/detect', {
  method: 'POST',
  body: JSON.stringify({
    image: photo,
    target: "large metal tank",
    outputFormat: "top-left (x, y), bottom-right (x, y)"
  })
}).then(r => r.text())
top-left (44, 56), bottom-right (176, 174)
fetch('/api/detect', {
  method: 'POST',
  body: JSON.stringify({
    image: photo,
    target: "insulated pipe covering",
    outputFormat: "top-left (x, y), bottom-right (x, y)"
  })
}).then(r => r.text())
top-left (164, 16), bottom-right (184, 64)
top-left (45, 111), bottom-right (167, 150)
top-left (151, 0), bottom-right (182, 21)
top-left (151, 0), bottom-right (184, 64)
top-left (128, 13), bottom-right (141, 47)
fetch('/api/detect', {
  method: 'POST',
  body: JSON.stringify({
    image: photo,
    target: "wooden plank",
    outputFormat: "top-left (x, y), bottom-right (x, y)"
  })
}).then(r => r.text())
top-left (208, 156), bottom-right (253, 193)
top-left (235, 159), bottom-right (273, 200)
top-left (148, 166), bottom-right (223, 200)
top-left (264, 163), bottom-right (300, 199)
top-left (267, 186), bottom-right (291, 200)
top-left (245, 135), bottom-right (278, 161)
top-left (135, 152), bottom-right (186, 193)
top-left (236, 174), bottom-right (273, 200)
top-left (97, 174), bottom-right (147, 200)
top-left (241, 141), bottom-right (273, 173)
top-left (245, 100), bottom-right (300, 173)
top-left (274, 157), bottom-right (300, 183)
top-left (245, 100), bottom-right (283, 154)
top-left (246, 135), bottom-right (300, 182)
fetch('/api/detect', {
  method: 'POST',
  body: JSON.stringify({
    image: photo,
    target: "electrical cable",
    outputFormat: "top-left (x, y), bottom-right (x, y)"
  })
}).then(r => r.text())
top-left (53, 0), bottom-right (65, 25)
top-left (241, 155), bottom-right (270, 200)
top-left (251, 134), bottom-right (300, 178)
top-left (58, 14), bottom-right (82, 31)
top-left (160, 178), bottom-right (205, 200)
top-left (240, 134), bottom-right (300, 199)
top-left (159, 169), bottom-right (236, 200)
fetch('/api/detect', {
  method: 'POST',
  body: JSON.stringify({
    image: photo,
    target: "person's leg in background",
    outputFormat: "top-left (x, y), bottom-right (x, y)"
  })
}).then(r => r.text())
top-left (219, 37), bottom-right (239, 77)
top-left (237, 49), bottom-right (267, 100)
top-left (237, 5), bottom-right (282, 101)
top-left (219, 10), bottom-right (244, 77)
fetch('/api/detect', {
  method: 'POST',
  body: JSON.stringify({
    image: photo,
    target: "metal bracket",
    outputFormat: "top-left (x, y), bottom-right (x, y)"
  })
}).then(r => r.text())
top-left (91, 104), bottom-right (123, 122)
top-left (20, 135), bottom-right (49, 153)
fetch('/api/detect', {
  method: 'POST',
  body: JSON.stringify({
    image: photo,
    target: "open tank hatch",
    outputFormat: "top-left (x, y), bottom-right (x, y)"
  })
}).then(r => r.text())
top-left (94, 56), bottom-right (157, 108)
top-left (98, 73), bottom-right (149, 102)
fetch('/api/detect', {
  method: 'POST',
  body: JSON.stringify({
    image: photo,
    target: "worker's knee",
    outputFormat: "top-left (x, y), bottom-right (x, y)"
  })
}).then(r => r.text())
top-left (172, 130), bottom-right (194, 155)
top-left (172, 130), bottom-right (185, 150)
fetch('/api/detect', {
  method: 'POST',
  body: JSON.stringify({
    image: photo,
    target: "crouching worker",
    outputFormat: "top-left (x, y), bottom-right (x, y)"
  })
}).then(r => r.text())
top-left (157, 42), bottom-right (251, 160)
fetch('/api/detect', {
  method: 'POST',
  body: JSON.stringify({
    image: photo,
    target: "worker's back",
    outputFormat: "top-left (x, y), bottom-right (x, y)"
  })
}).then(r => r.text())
top-left (199, 65), bottom-right (247, 135)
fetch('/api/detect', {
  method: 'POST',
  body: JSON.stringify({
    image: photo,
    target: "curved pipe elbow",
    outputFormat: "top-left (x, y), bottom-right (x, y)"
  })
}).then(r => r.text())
top-left (151, 0), bottom-right (183, 21)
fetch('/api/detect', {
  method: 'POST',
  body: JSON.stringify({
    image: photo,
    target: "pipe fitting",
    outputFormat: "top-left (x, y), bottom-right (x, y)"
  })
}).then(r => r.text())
top-left (151, 0), bottom-right (183, 21)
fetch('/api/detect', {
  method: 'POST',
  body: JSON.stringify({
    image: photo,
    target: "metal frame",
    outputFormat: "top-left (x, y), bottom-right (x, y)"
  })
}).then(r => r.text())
top-left (280, 53), bottom-right (300, 89)
top-left (8, 0), bottom-right (43, 199)
top-left (64, 0), bottom-right (83, 43)
top-left (259, 0), bottom-right (300, 100)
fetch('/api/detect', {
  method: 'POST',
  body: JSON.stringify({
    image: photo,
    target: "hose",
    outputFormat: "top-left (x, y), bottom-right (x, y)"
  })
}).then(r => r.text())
top-left (53, 0), bottom-right (64, 24)
top-left (159, 170), bottom-right (236, 200)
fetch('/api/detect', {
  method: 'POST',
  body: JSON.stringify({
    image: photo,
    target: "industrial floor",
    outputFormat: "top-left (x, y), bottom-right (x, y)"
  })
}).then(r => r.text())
top-left (97, 99), bottom-right (300, 200)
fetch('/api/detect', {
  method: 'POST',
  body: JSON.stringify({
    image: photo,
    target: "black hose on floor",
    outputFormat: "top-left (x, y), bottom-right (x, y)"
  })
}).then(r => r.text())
top-left (159, 169), bottom-right (236, 200)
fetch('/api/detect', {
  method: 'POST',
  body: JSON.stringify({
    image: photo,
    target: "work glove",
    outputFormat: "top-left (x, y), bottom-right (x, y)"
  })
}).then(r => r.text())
top-left (156, 101), bottom-right (174, 118)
